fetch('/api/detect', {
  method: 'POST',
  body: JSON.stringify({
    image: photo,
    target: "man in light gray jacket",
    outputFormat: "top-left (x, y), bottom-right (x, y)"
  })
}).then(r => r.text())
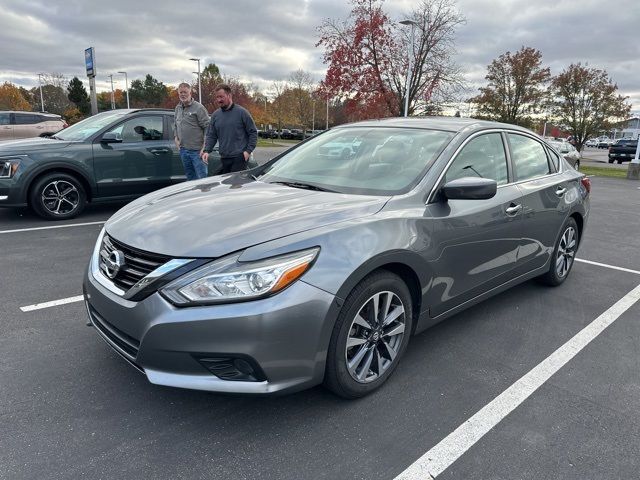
top-left (202, 84), bottom-right (257, 173)
top-left (174, 82), bottom-right (209, 180)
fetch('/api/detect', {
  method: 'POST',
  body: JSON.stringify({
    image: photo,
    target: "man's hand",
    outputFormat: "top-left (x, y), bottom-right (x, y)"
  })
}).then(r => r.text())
top-left (174, 138), bottom-right (180, 149)
top-left (201, 151), bottom-right (209, 164)
top-left (243, 151), bottom-right (250, 161)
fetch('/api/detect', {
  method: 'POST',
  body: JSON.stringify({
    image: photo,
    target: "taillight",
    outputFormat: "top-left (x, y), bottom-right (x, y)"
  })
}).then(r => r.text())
top-left (581, 176), bottom-right (591, 194)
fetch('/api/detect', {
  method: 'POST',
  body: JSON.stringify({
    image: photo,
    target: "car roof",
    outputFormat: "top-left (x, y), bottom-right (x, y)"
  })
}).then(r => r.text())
top-left (335, 116), bottom-right (535, 134)
top-left (0, 110), bottom-right (61, 117)
top-left (109, 108), bottom-right (174, 114)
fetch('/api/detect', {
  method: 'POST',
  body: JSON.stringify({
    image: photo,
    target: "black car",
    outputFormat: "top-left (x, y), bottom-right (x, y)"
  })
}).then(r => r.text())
top-left (0, 109), bottom-right (256, 220)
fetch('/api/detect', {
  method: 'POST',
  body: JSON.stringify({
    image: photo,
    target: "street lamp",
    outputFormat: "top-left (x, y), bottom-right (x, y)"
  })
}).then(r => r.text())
top-left (37, 73), bottom-right (45, 112)
top-left (399, 19), bottom-right (418, 117)
top-left (117, 71), bottom-right (130, 109)
top-left (107, 74), bottom-right (115, 109)
top-left (189, 58), bottom-right (202, 102)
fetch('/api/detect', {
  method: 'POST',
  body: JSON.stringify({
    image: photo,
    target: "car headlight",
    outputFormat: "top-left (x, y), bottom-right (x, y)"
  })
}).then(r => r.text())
top-left (0, 159), bottom-right (21, 179)
top-left (160, 247), bottom-right (319, 306)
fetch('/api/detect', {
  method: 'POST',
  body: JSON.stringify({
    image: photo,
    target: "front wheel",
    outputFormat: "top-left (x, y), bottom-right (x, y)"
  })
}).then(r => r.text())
top-left (30, 172), bottom-right (86, 220)
top-left (538, 217), bottom-right (579, 286)
top-left (324, 271), bottom-right (413, 398)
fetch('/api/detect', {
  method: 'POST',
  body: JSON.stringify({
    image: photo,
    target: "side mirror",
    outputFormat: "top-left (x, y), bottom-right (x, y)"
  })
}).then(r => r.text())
top-left (101, 132), bottom-right (122, 143)
top-left (441, 177), bottom-right (497, 200)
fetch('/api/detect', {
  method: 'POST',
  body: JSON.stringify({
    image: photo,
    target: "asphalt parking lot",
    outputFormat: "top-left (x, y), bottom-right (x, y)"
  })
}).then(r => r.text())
top-left (1, 160), bottom-right (639, 479)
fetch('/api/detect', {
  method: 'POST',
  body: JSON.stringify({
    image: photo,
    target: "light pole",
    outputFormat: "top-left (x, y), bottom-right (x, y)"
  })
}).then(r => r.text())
top-left (399, 19), bottom-right (418, 117)
top-left (189, 58), bottom-right (201, 102)
top-left (107, 74), bottom-right (115, 109)
top-left (37, 73), bottom-right (45, 112)
top-left (117, 71), bottom-right (129, 109)
top-left (326, 96), bottom-right (329, 130)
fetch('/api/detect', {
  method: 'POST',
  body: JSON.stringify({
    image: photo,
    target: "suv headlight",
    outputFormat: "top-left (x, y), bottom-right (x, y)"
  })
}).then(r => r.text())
top-left (0, 159), bottom-right (21, 179)
top-left (160, 248), bottom-right (319, 306)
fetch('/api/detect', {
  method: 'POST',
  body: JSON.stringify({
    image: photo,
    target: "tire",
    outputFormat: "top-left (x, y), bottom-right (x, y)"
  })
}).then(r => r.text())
top-left (608, 159), bottom-right (614, 163)
top-left (538, 217), bottom-right (579, 286)
top-left (324, 271), bottom-right (413, 398)
top-left (30, 172), bottom-right (86, 220)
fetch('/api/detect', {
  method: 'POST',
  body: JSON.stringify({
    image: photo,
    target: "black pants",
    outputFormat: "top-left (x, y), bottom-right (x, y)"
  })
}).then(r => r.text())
top-left (221, 154), bottom-right (247, 174)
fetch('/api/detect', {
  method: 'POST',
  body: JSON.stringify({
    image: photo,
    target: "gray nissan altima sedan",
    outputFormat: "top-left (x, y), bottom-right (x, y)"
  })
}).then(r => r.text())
top-left (83, 117), bottom-right (591, 398)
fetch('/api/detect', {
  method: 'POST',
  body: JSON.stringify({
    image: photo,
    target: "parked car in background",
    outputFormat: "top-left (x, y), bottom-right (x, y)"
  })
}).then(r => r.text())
top-left (84, 116), bottom-right (590, 398)
top-left (289, 129), bottom-right (305, 140)
top-left (0, 111), bottom-right (67, 140)
top-left (584, 138), bottom-right (598, 148)
top-left (0, 109), bottom-right (257, 220)
top-left (597, 138), bottom-right (614, 149)
top-left (547, 140), bottom-right (581, 169)
top-left (608, 139), bottom-right (638, 163)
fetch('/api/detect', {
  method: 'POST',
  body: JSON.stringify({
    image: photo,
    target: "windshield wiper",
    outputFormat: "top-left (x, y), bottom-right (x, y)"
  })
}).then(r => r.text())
top-left (270, 181), bottom-right (337, 193)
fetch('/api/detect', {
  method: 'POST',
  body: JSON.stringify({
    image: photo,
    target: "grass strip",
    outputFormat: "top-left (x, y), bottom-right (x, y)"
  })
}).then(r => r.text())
top-left (580, 166), bottom-right (629, 178)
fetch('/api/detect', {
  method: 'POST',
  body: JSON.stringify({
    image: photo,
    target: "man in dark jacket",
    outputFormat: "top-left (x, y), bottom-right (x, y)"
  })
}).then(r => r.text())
top-left (202, 84), bottom-right (258, 173)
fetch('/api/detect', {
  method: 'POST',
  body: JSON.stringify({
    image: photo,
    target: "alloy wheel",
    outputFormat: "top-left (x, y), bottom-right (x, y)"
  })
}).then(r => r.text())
top-left (344, 290), bottom-right (406, 383)
top-left (555, 226), bottom-right (577, 278)
top-left (41, 180), bottom-right (80, 216)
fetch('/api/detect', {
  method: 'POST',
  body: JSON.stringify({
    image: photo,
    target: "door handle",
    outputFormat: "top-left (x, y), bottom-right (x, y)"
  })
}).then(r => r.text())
top-left (505, 204), bottom-right (522, 216)
top-left (149, 147), bottom-right (171, 155)
top-left (555, 187), bottom-right (567, 196)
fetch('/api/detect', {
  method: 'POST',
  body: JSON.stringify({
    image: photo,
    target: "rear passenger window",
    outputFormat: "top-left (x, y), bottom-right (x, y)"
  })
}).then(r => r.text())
top-left (508, 134), bottom-right (550, 181)
top-left (14, 114), bottom-right (39, 125)
top-left (0, 113), bottom-right (9, 125)
top-left (445, 133), bottom-right (509, 185)
top-left (547, 148), bottom-right (561, 172)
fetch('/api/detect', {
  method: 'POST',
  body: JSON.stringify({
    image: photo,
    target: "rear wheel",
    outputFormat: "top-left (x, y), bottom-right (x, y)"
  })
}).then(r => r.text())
top-left (30, 172), bottom-right (86, 220)
top-left (324, 271), bottom-right (413, 398)
top-left (538, 217), bottom-right (579, 286)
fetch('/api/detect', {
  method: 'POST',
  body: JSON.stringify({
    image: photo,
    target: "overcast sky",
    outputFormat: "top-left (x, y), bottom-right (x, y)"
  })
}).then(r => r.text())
top-left (1, 0), bottom-right (639, 114)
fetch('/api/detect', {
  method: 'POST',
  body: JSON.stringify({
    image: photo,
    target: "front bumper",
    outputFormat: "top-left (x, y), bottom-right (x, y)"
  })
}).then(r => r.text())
top-left (0, 179), bottom-right (27, 207)
top-left (84, 263), bottom-right (339, 395)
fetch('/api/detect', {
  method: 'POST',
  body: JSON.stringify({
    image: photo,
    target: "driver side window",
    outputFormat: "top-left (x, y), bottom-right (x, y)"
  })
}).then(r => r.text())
top-left (108, 116), bottom-right (163, 143)
top-left (445, 133), bottom-right (508, 185)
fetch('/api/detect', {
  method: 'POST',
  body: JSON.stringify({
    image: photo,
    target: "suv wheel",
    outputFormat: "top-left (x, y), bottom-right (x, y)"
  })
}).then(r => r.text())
top-left (324, 271), bottom-right (413, 398)
top-left (30, 172), bottom-right (86, 220)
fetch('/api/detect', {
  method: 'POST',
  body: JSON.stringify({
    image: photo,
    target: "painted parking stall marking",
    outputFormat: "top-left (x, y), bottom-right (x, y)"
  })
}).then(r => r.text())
top-left (20, 295), bottom-right (85, 312)
top-left (575, 258), bottom-right (640, 276)
top-left (395, 284), bottom-right (640, 479)
top-left (0, 220), bottom-right (105, 234)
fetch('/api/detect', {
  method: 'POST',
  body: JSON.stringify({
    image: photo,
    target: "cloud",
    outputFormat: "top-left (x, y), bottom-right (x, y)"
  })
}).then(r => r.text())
top-left (1, 0), bottom-right (638, 111)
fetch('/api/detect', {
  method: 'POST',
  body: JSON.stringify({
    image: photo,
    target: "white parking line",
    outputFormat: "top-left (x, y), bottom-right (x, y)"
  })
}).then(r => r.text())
top-left (20, 295), bottom-right (85, 312)
top-left (0, 221), bottom-right (104, 234)
top-left (395, 282), bottom-right (640, 480)
top-left (576, 258), bottom-right (640, 276)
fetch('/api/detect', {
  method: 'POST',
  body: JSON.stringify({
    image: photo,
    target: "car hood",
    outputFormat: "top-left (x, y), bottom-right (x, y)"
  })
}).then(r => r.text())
top-left (105, 176), bottom-right (389, 258)
top-left (0, 137), bottom-right (72, 153)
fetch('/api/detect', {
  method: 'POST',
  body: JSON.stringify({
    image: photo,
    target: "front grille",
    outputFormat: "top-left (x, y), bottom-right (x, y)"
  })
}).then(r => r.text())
top-left (99, 234), bottom-right (171, 293)
top-left (87, 303), bottom-right (141, 366)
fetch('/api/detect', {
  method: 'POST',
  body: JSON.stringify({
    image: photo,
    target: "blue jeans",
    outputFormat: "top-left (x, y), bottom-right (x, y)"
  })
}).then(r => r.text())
top-left (180, 147), bottom-right (208, 180)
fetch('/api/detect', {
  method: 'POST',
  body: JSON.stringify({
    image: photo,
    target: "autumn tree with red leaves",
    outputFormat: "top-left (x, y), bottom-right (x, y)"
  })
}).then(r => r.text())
top-left (471, 46), bottom-right (550, 126)
top-left (317, 0), bottom-right (465, 120)
top-left (550, 63), bottom-right (631, 152)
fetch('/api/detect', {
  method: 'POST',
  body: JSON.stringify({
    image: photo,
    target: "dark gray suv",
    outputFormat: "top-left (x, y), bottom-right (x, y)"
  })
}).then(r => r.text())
top-left (0, 109), bottom-right (243, 219)
top-left (84, 117), bottom-right (590, 398)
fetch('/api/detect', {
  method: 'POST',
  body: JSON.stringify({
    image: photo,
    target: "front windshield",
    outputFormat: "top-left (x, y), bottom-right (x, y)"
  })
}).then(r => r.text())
top-left (54, 111), bottom-right (129, 141)
top-left (258, 127), bottom-right (454, 195)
